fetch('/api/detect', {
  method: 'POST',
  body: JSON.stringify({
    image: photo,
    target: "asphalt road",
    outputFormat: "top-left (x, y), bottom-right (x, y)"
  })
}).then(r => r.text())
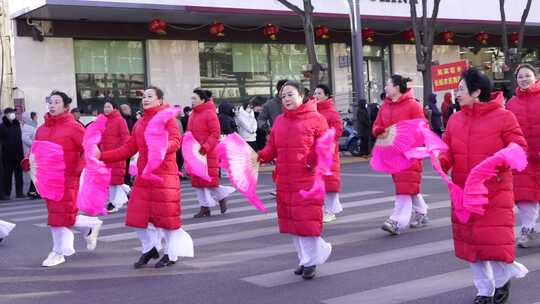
top-left (1, 162), bottom-right (539, 304)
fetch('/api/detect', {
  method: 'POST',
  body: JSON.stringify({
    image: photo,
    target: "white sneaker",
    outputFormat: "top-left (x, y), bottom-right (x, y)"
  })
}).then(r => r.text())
top-left (381, 219), bottom-right (400, 235)
top-left (85, 224), bottom-right (102, 251)
top-left (517, 227), bottom-right (539, 248)
top-left (323, 212), bottom-right (336, 223)
top-left (409, 212), bottom-right (429, 228)
top-left (41, 252), bottom-right (65, 267)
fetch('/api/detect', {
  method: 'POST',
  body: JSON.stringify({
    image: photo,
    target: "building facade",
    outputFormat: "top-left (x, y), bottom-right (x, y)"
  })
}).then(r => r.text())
top-left (5, 0), bottom-right (540, 122)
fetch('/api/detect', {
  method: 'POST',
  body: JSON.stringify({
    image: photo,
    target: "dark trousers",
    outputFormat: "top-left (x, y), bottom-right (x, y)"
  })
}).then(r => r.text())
top-left (247, 141), bottom-right (257, 151)
top-left (3, 160), bottom-right (23, 196)
top-left (176, 149), bottom-right (184, 171)
top-left (28, 180), bottom-right (36, 194)
top-left (124, 159), bottom-right (132, 186)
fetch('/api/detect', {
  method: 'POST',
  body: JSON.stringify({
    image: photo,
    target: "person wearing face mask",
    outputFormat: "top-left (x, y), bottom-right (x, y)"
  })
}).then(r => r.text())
top-left (188, 89), bottom-right (235, 218)
top-left (0, 108), bottom-right (25, 199)
top-left (36, 91), bottom-right (103, 267)
top-left (100, 101), bottom-right (130, 213)
top-left (235, 100), bottom-right (258, 150)
top-left (21, 111), bottom-right (39, 199)
top-left (372, 75), bottom-right (429, 235)
top-left (257, 81), bottom-right (331, 280)
top-left (98, 86), bottom-right (194, 269)
top-left (313, 84), bottom-right (344, 223)
top-left (506, 64), bottom-right (540, 248)
top-left (439, 68), bottom-right (528, 304)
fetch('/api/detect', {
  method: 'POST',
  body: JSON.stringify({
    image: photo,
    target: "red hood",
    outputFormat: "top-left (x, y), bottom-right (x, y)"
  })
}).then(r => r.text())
top-left (384, 88), bottom-right (416, 105)
top-left (516, 80), bottom-right (540, 98)
top-left (316, 98), bottom-right (335, 111)
top-left (284, 99), bottom-right (318, 119)
top-left (462, 91), bottom-right (504, 116)
top-left (44, 111), bottom-right (75, 127)
top-left (192, 100), bottom-right (217, 114)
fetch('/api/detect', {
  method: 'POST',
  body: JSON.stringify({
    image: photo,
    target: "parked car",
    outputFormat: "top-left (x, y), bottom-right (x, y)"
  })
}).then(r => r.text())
top-left (339, 118), bottom-right (362, 156)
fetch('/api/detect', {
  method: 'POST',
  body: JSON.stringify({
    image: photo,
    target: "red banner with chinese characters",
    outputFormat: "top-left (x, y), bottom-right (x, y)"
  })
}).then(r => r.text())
top-left (431, 60), bottom-right (469, 92)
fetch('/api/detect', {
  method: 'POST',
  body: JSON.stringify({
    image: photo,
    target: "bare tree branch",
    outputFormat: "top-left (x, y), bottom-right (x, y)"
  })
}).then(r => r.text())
top-left (499, 0), bottom-right (509, 56)
top-left (276, 0), bottom-right (304, 16)
top-left (426, 0), bottom-right (441, 46)
top-left (410, 1), bottom-right (423, 64)
top-left (517, 0), bottom-right (532, 52)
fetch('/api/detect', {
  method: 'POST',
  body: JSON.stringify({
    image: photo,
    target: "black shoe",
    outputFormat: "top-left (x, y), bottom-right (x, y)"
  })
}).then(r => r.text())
top-left (0, 238), bottom-right (3, 243)
top-left (219, 199), bottom-right (227, 214)
top-left (16, 194), bottom-right (26, 199)
top-left (302, 265), bottom-right (316, 280)
top-left (155, 254), bottom-right (176, 268)
top-left (474, 296), bottom-right (494, 304)
top-left (494, 281), bottom-right (511, 304)
top-left (133, 247), bottom-right (159, 269)
top-left (294, 265), bottom-right (304, 275)
top-left (27, 192), bottom-right (40, 200)
top-left (193, 207), bottom-right (210, 218)
top-left (106, 202), bottom-right (119, 213)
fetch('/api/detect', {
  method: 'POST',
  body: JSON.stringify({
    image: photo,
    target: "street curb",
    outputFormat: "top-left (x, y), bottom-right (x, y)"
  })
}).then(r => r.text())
top-left (259, 156), bottom-right (370, 173)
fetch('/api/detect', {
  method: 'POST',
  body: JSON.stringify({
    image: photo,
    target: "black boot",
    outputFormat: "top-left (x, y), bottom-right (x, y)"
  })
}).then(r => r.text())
top-left (494, 281), bottom-right (511, 304)
top-left (155, 254), bottom-right (176, 268)
top-left (133, 247), bottom-right (159, 269)
top-left (302, 265), bottom-right (316, 280)
top-left (474, 296), bottom-right (494, 304)
top-left (293, 265), bottom-right (304, 275)
top-left (219, 199), bottom-right (227, 214)
top-left (193, 206), bottom-right (210, 218)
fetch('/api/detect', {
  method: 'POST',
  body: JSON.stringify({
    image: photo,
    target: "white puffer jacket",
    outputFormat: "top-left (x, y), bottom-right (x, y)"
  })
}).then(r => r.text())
top-left (21, 111), bottom-right (36, 155)
top-left (235, 106), bottom-right (257, 142)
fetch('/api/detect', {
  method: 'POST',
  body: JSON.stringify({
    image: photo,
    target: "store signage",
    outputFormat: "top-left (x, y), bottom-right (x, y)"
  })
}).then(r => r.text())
top-left (431, 60), bottom-right (468, 91)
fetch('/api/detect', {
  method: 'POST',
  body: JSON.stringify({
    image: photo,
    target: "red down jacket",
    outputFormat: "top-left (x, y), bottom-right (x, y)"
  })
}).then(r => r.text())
top-left (372, 89), bottom-right (425, 195)
top-left (441, 92), bottom-right (527, 263)
top-left (187, 100), bottom-right (221, 188)
top-left (506, 80), bottom-right (540, 203)
top-left (258, 100), bottom-right (329, 236)
top-left (101, 105), bottom-right (182, 230)
top-left (100, 110), bottom-right (130, 185)
top-left (317, 98), bottom-right (343, 193)
top-left (35, 112), bottom-right (85, 227)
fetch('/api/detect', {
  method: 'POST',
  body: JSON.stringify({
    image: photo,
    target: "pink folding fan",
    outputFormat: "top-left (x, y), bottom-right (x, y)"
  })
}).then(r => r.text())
top-left (77, 114), bottom-right (111, 216)
top-left (142, 107), bottom-right (181, 182)
top-left (300, 128), bottom-right (336, 200)
top-left (216, 133), bottom-right (266, 212)
top-left (182, 131), bottom-right (212, 182)
top-left (29, 140), bottom-right (66, 202)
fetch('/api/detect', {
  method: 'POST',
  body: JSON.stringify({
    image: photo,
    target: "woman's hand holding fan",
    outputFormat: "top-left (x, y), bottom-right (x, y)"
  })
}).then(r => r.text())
top-left (299, 128), bottom-right (336, 200)
top-left (29, 141), bottom-right (66, 202)
top-left (182, 131), bottom-right (212, 182)
top-left (77, 114), bottom-right (111, 216)
top-left (216, 133), bottom-right (266, 212)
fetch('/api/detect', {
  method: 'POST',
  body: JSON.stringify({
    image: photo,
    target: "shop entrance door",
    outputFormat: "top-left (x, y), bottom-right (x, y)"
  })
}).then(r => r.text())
top-left (363, 58), bottom-right (385, 104)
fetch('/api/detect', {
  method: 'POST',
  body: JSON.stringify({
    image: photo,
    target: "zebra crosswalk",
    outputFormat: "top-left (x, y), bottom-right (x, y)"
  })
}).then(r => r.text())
top-left (0, 177), bottom-right (538, 304)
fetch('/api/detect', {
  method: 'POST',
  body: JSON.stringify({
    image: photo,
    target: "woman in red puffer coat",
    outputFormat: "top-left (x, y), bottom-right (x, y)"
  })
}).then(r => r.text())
top-left (258, 81), bottom-right (331, 280)
top-left (372, 75), bottom-right (429, 235)
top-left (314, 84), bottom-right (344, 223)
top-left (36, 91), bottom-right (102, 268)
top-left (440, 69), bottom-right (528, 304)
top-left (100, 101), bottom-right (130, 213)
top-left (99, 86), bottom-right (193, 269)
top-left (506, 63), bottom-right (540, 248)
top-left (188, 89), bottom-right (235, 218)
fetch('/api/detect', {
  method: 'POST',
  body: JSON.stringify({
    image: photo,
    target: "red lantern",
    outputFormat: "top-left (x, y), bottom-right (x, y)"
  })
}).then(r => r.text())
top-left (510, 32), bottom-right (520, 45)
top-left (149, 18), bottom-right (167, 35)
top-left (476, 31), bottom-right (489, 45)
top-left (263, 24), bottom-right (279, 40)
top-left (209, 22), bottom-right (225, 37)
top-left (362, 27), bottom-right (375, 43)
top-left (441, 30), bottom-right (455, 44)
top-left (403, 29), bottom-right (415, 43)
top-left (315, 25), bottom-right (330, 39)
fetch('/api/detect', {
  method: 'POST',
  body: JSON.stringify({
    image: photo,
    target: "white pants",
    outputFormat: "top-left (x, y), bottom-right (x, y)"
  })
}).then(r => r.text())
top-left (324, 192), bottom-right (343, 214)
top-left (0, 220), bottom-right (15, 238)
top-left (291, 235), bottom-right (332, 267)
top-left (50, 215), bottom-right (103, 256)
top-left (470, 261), bottom-right (528, 296)
top-left (195, 185), bottom-right (236, 207)
top-left (108, 184), bottom-right (131, 209)
top-left (390, 194), bottom-right (428, 229)
top-left (135, 224), bottom-right (194, 262)
top-left (517, 201), bottom-right (539, 230)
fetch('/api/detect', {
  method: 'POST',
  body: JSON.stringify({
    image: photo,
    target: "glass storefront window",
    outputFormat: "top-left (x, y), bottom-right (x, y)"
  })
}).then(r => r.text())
top-left (199, 42), bottom-right (329, 103)
top-left (74, 40), bottom-right (146, 114)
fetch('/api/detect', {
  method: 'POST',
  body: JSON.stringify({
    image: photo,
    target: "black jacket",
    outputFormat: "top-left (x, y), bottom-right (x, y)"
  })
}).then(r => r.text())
top-left (0, 117), bottom-right (24, 161)
top-left (121, 114), bottom-right (137, 133)
top-left (218, 102), bottom-right (238, 135)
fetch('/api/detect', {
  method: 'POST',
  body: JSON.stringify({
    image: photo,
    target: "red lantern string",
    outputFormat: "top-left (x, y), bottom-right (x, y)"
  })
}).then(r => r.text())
top-left (149, 18), bottom-right (167, 35)
top-left (476, 31), bottom-right (489, 45)
top-left (362, 27), bottom-right (375, 43)
top-left (209, 22), bottom-right (225, 37)
top-left (315, 26), bottom-right (330, 39)
top-left (263, 24), bottom-right (279, 40)
top-left (441, 31), bottom-right (455, 44)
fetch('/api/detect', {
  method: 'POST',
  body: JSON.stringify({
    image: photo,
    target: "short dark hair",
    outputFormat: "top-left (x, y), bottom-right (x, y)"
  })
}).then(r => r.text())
top-left (70, 108), bottom-right (80, 113)
top-left (146, 86), bottom-right (164, 100)
top-left (104, 100), bottom-right (119, 110)
top-left (50, 90), bottom-right (73, 106)
top-left (316, 84), bottom-right (332, 97)
top-left (183, 106), bottom-right (192, 114)
top-left (30, 112), bottom-right (37, 119)
top-left (276, 79), bottom-right (289, 93)
top-left (515, 63), bottom-right (538, 78)
top-left (460, 68), bottom-right (492, 102)
top-left (193, 88), bottom-right (213, 102)
top-left (3, 107), bottom-right (15, 114)
top-left (281, 81), bottom-right (307, 103)
top-left (380, 92), bottom-right (386, 100)
top-left (390, 75), bottom-right (412, 94)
